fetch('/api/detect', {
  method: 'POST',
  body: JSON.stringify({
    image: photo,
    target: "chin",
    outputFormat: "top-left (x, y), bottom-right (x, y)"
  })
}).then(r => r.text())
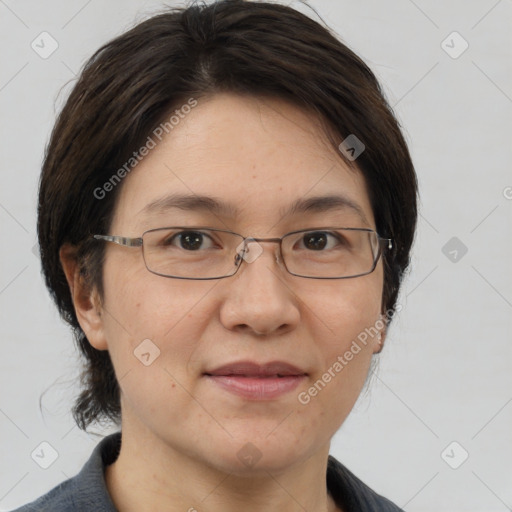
top-left (201, 433), bottom-right (316, 477)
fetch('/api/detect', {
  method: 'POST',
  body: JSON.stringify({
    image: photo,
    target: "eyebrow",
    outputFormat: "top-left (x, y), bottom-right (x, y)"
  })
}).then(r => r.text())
top-left (286, 194), bottom-right (369, 225)
top-left (139, 193), bottom-right (369, 225)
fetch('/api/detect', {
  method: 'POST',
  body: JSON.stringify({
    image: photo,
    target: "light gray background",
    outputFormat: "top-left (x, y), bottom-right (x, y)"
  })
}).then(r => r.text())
top-left (1, 0), bottom-right (511, 510)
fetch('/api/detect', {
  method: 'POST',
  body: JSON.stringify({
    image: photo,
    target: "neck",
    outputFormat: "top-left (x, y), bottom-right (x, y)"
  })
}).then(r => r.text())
top-left (105, 423), bottom-right (340, 512)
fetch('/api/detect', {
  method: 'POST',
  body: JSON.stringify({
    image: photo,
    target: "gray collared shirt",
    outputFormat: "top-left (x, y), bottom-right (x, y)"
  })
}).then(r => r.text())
top-left (12, 433), bottom-right (403, 511)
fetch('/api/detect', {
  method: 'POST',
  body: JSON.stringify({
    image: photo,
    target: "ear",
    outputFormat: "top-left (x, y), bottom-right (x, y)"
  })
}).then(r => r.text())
top-left (373, 326), bottom-right (387, 354)
top-left (372, 309), bottom-right (388, 354)
top-left (59, 244), bottom-right (108, 351)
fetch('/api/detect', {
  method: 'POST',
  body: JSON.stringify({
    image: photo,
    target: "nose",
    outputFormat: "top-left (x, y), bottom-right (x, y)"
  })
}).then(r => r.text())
top-left (219, 240), bottom-right (300, 337)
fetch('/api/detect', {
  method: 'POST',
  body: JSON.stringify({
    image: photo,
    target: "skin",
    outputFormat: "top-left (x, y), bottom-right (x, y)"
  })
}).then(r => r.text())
top-left (61, 93), bottom-right (386, 512)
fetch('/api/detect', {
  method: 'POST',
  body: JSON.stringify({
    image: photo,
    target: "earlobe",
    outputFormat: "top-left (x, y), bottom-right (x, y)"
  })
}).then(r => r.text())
top-left (373, 302), bottom-right (390, 354)
top-left (373, 326), bottom-right (387, 354)
top-left (59, 244), bottom-right (108, 351)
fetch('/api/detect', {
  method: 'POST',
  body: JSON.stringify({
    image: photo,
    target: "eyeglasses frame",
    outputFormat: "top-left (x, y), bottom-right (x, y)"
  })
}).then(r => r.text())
top-left (92, 226), bottom-right (393, 280)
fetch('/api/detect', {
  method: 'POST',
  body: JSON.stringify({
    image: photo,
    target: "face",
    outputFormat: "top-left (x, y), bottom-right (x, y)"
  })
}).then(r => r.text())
top-left (86, 93), bottom-right (384, 474)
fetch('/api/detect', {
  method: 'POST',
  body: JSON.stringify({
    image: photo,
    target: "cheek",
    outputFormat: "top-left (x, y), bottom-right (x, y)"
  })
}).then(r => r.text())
top-left (300, 272), bottom-right (383, 348)
top-left (100, 257), bottom-right (213, 378)
top-left (99, 268), bottom-right (216, 429)
top-left (295, 275), bottom-right (382, 420)
top-left (101, 251), bottom-right (203, 337)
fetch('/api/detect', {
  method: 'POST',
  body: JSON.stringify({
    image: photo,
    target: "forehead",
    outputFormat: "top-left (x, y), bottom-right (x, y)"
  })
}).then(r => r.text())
top-left (111, 93), bottom-right (375, 233)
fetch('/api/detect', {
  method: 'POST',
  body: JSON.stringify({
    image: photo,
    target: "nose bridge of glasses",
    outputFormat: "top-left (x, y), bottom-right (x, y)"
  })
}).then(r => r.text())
top-left (234, 236), bottom-right (283, 266)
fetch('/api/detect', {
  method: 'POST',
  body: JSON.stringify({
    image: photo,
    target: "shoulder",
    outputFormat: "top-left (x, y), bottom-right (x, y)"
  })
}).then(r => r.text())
top-left (10, 477), bottom-right (80, 512)
top-left (10, 433), bottom-right (121, 512)
top-left (327, 455), bottom-right (404, 512)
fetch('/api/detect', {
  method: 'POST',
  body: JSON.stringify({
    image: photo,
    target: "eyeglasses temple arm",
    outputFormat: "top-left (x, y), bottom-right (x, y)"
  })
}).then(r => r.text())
top-left (93, 234), bottom-right (143, 247)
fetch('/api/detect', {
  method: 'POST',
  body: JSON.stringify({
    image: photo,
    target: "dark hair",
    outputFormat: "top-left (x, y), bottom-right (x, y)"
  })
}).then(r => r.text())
top-left (38, 0), bottom-right (418, 430)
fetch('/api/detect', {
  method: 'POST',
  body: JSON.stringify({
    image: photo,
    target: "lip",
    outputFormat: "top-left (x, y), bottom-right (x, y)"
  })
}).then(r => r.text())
top-left (205, 360), bottom-right (307, 377)
top-left (204, 360), bottom-right (307, 400)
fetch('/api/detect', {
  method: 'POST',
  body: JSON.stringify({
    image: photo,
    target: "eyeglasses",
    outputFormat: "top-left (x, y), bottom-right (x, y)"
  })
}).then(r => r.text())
top-left (93, 226), bottom-right (392, 280)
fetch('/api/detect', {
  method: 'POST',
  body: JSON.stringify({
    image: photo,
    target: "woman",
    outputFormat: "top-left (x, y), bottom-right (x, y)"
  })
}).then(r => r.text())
top-left (15, 0), bottom-right (417, 510)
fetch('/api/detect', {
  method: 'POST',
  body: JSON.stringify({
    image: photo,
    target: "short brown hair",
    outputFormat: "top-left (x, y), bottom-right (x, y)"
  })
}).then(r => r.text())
top-left (38, 0), bottom-right (418, 430)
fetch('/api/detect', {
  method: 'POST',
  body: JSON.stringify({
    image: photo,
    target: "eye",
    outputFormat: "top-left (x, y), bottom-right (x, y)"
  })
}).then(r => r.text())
top-left (299, 231), bottom-right (346, 251)
top-left (164, 230), bottom-right (216, 251)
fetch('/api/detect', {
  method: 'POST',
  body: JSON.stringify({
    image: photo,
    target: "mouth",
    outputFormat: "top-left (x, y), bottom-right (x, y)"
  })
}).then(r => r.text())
top-left (203, 361), bottom-right (307, 400)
